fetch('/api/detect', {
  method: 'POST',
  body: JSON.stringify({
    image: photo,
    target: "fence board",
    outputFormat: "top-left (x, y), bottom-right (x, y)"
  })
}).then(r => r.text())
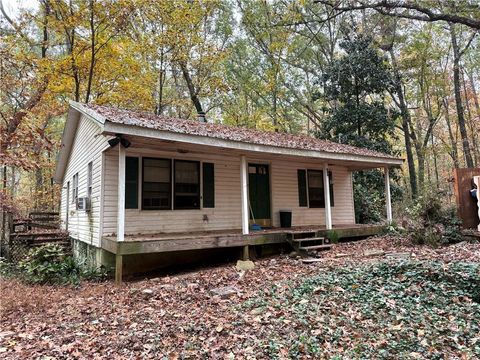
top-left (453, 168), bottom-right (480, 229)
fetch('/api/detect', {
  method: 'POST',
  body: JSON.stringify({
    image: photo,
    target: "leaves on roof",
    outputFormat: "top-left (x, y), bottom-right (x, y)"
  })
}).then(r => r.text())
top-left (85, 103), bottom-right (400, 160)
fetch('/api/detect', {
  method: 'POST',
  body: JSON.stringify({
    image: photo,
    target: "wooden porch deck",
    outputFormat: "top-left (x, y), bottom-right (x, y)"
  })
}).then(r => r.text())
top-left (102, 224), bottom-right (384, 256)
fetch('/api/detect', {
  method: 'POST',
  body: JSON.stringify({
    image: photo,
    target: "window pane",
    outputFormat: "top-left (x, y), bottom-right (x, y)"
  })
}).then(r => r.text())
top-left (174, 160), bottom-right (200, 209)
top-left (175, 161), bottom-right (199, 184)
top-left (308, 170), bottom-right (324, 208)
top-left (142, 158), bottom-right (171, 210)
top-left (144, 158), bottom-right (170, 183)
top-left (307, 170), bottom-right (334, 208)
top-left (308, 171), bottom-right (324, 188)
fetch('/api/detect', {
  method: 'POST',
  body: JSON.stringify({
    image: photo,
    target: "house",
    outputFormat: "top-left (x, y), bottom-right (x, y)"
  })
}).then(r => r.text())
top-left (54, 101), bottom-right (403, 282)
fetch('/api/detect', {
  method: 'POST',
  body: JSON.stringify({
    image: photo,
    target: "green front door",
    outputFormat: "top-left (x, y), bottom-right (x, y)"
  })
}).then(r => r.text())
top-left (248, 163), bottom-right (271, 227)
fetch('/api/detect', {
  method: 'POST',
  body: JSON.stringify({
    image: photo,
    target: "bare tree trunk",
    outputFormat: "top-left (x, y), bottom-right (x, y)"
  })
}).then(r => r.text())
top-left (389, 49), bottom-right (417, 197)
top-left (417, 149), bottom-right (425, 188)
top-left (462, 70), bottom-right (479, 166)
top-left (1, 166), bottom-right (7, 254)
top-left (155, 49), bottom-right (166, 115)
top-left (470, 71), bottom-right (480, 115)
top-left (450, 24), bottom-right (474, 168)
top-left (41, 0), bottom-right (50, 58)
top-left (179, 61), bottom-right (204, 116)
top-left (431, 132), bottom-right (440, 188)
top-left (85, 0), bottom-right (95, 103)
top-left (443, 98), bottom-right (460, 167)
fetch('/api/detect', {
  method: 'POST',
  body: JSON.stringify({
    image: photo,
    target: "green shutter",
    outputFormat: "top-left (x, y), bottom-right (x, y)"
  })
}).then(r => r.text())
top-left (202, 162), bottom-right (215, 208)
top-left (125, 157), bottom-right (139, 209)
top-left (297, 169), bottom-right (308, 207)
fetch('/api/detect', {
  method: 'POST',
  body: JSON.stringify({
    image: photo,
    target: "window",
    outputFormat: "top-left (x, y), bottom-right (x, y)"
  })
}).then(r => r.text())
top-left (174, 160), bottom-right (200, 209)
top-left (87, 162), bottom-right (93, 199)
top-left (125, 157), bottom-right (139, 209)
top-left (297, 169), bottom-right (334, 208)
top-left (308, 170), bottom-right (325, 208)
top-left (66, 181), bottom-right (70, 204)
top-left (202, 162), bottom-right (215, 208)
top-left (297, 169), bottom-right (308, 207)
top-left (72, 173), bottom-right (78, 205)
top-left (142, 158), bottom-right (171, 210)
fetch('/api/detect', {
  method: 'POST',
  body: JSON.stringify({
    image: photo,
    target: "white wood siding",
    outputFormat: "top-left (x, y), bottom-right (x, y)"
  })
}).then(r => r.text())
top-left (271, 161), bottom-right (355, 227)
top-left (101, 147), bottom-right (355, 236)
top-left (102, 148), bottom-right (242, 235)
top-left (59, 115), bottom-right (109, 246)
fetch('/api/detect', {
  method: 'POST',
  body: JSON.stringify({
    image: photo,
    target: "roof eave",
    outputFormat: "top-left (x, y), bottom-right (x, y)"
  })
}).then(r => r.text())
top-left (53, 102), bottom-right (106, 184)
top-left (102, 121), bottom-right (404, 167)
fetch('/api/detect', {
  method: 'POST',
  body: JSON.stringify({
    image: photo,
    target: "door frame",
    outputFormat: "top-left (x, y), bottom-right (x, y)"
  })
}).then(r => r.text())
top-left (248, 162), bottom-right (272, 227)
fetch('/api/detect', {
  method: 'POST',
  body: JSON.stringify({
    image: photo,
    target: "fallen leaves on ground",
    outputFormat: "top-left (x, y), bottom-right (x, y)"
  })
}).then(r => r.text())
top-left (1, 236), bottom-right (479, 359)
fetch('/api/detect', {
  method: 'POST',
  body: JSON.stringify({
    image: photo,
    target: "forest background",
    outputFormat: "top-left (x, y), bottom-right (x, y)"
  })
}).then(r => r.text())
top-left (1, 0), bottom-right (479, 233)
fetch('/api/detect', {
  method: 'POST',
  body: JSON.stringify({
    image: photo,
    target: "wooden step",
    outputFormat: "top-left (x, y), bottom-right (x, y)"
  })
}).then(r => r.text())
top-left (30, 241), bottom-right (70, 247)
top-left (299, 244), bottom-right (333, 251)
top-left (31, 237), bottom-right (69, 242)
top-left (292, 237), bottom-right (325, 243)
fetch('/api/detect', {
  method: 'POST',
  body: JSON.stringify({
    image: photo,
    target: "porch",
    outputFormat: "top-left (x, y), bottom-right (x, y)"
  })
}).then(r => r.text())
top-left (103, 223), bottom-right (383, 258)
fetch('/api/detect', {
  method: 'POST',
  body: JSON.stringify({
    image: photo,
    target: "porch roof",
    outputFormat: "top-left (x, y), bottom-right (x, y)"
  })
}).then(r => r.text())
top-left (54, 102), bottom-right (403, 183)
top-left (72, 102), bottom-right (403, 164)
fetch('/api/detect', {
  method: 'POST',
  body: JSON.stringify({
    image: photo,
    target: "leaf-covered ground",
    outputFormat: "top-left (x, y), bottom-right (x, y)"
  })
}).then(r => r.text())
top-left (1, 236), bottom-right (479, 359)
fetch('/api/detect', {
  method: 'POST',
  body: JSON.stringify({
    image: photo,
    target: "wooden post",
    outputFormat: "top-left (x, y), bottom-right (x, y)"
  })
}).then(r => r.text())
top-left (385, 166), bottom-right (392, 223)
top-left (117, 145), bottom-right (125, 242)
top-left (115, 254), bottom-right (123, 285)
top-left (323, 164), bottom-right (332, 230)
top-left (474, 176), bottom-right (480, 231)
top-left (240, 155), bottom-right (249, 235)
top-left (242, 245), bottom-right (249, 260)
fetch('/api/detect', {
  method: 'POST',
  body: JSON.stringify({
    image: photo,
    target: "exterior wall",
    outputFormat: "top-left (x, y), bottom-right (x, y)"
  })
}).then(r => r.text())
top-left (102, 148), bottom-right (242, 235)
top-left (59, 115), bottom-right (110, 247)
top-left (270, 159), bottom-right (355, 227)
top-left (101, 146), bottom-right (355, 236)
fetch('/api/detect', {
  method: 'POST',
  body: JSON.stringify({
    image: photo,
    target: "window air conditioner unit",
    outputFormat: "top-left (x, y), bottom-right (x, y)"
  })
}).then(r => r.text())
top-left (77, 197), bottom-right (91, 211)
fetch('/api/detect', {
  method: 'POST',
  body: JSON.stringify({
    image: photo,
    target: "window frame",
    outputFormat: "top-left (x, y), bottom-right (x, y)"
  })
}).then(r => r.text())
top-left (307, 170), bottom-right (325, 208)
top-left (297, 169), bottom-right (334, 208)
top-left (72, 173), bottom-right (78, 205)
top-left (141, 157), bottom-right (172, 210)
top-left (174, 159), bottom-right (201, 210)
top-left (87, 161), bottom-right (93, 199)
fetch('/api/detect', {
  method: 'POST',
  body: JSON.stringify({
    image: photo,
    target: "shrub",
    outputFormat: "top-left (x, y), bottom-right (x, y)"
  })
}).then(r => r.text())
top-left (404, 191), bottom-right (462, 246)
top-left (326, 230), bottom-right (339, 244)
top-left (0, 257), bottom-right (16, 277)
top-left (380, 221), bottom-right (404, 236)
top-left (17, 244), bottom-right (107, 285)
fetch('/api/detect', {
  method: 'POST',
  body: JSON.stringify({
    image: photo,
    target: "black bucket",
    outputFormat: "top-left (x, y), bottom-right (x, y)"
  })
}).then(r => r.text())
top-left (279, 210), bottom-right (292, 228)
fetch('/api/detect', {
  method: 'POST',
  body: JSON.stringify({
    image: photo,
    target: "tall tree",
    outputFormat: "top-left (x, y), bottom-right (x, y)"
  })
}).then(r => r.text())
top-left (449, 23), bottom-right (475, 168)
top-left (318, 35), bottom-right (398, 222)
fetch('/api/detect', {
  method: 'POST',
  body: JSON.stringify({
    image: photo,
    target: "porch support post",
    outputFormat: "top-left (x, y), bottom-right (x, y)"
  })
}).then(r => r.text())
top-left (385, 166), bottom-right (392, 223)
top-left (240, 155), bottom-right (249, 235)
top-left (323, 164), bottom-right (332, 230)
top-left (117, 145), bottom-right (126, 242)
top-left (115, 254), bottom-right (123, 285)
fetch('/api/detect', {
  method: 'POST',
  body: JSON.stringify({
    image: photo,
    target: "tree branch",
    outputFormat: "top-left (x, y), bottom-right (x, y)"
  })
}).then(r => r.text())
top-left (315, 0), bottom-right (480, 30)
